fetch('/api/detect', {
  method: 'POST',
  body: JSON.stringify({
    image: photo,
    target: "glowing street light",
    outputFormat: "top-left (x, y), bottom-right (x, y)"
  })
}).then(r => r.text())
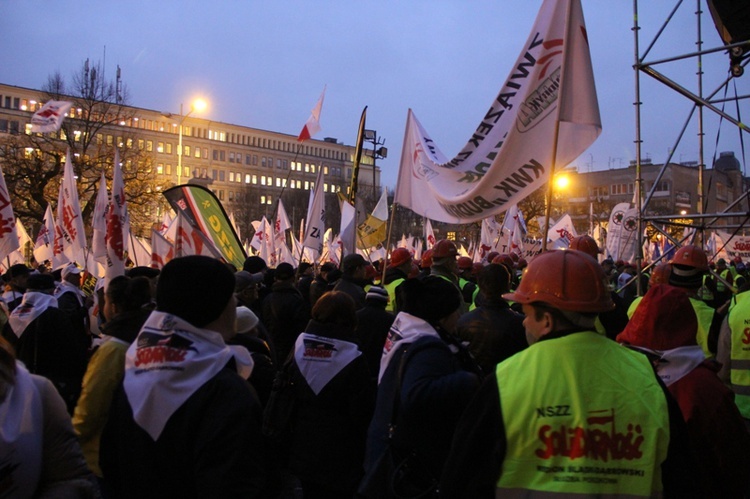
top-left (554, 173), bottom-right (570, 190)
top-left (177, 99), bottom-right (207, 185)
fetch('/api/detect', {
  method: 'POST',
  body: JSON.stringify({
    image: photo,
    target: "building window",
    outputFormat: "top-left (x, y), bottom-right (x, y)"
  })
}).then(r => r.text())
top-left (229, 152), bottom-right (235, 163)
top-left (218, 190), bottom-right (224, 200)
top-left (236, 173), bottom-right (241, 183)
top-left (245, 174), bottom-right (251, 183)
top-left (157, 142), bottom-right (164, 153)
top-left (157, 164), bottom-right (164, 175)
top-left (166, 164), bottom-right (172, 175)
top-left (228, 191), bottom-right (234, 201)
top-left (219, 170), bottom-right (226, 181)
top-left (146, 140), bottom-right (153, 152)
top-left (252, 175), bottom-right (258, 184)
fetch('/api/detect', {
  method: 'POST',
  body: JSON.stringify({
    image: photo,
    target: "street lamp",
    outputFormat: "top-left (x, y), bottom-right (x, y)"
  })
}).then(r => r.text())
top-left (363, 129), bottom-right (387, 199)
top-left (177, 99), bottom-right (207, 185)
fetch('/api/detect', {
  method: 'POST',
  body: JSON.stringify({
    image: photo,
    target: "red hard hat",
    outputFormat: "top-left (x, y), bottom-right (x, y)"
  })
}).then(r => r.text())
top-left (486, 251), bottom-right (500, 264)
top-left (421, 249), bottom-right (433, 268)
top-left (492, 254), bottom-right (515, 269)
top-left (669, 245), bottom-right (709, 271)
top-left (457, 256), bottom-right (473, 270)
top-left (503, 250), bottom-right (615, 313)
top-left (389, 247), bottom-right (412, 268)
top-left (517, 258), bottom-right (528, 269)
top-left (432, 239), bottom-right (458, 259)
top-left (569, 235), bottom-right (600, 260)
top-left (649, 263), bottom-right (672, 286)
top-left (472, 262), bottom-right (484, 276)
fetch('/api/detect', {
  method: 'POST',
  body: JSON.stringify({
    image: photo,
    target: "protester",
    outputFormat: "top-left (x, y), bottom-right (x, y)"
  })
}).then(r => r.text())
top-left (360, 276), bottom-right (480, 498)
top-left (230, 305), bottom-right (274, 407)
top-left (0, 336), bottom-right (99, 497)
top-left (279, 291), bottom-right (375, 499)
top-left (440, 250), bottom-right (697, 498)
top-left (54, 262), bottom-right (90, 341)
top-left (0, 263), bottom-right (30, 314)
top-left (456, 263), bottom-right (527, 375)
top-left (261, 262), bottom-right (310, 366)
top-left (430, 239), bottom-right (468, 314)
top-left (73, 275), bottom-right (153, 482)
top-left (6, 273), bottom-right (88, 414)
top-left (718, 285), bottom-right (750, 433)
top-left (618, 284), bottom-right (750, 497)
top-left (309, 261), bottom-right (337, 306)
top-left (354, 286), bottom-right (396, 381)
top-left (383, 248), bottom-right (412, 314)
top-left (295, 261), bottom-right (314, 305)
top-left (333, 254), bottom-right (369, 309)
top-left (100, 255), bottom-right (269, 497)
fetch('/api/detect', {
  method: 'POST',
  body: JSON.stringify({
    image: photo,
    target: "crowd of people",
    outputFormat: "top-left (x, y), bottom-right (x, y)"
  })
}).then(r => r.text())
top-left (1, 235), bottom-right (749, 498)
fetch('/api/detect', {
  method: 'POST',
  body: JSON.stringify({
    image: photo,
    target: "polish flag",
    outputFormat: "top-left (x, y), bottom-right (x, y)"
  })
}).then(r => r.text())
top-left (297, 86), bottom-right (326, 142)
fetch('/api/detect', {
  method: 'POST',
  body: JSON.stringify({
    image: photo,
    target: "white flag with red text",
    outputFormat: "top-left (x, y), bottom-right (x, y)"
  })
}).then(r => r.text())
top-left (105, 150), bottom-right (127, 281)
top-left (57, 153), bottom-right (87, 265)
top-left (174, 211), bottom-right (223, 260)
top-left (424, 219), bottom-right (436, 250)
top-left (30, 100), bottom-right (73, 133)
top-left (547, 213), bottom-right (578, 248)
top-left (34, 205), bottom-right (57, 265)
top-left (151, 229), bottom-right (174, 269)
top-left (302, 167), bottom-right (326, 254)
top-left (0, 166), bottom-right (19, 264)
top-left (394, 0), bottom-right (600, 223)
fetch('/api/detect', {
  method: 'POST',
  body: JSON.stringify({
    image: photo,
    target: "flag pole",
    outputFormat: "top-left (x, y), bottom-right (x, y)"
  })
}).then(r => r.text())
top-left (541, 120), bottom-right (562, 252)
top-left (382, 200), bottom-right (399, 285)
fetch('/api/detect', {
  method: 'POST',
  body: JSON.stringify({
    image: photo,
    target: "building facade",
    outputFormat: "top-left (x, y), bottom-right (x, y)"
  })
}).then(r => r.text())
top-left (555, 154), bottom-right (748, 234)
top-left (0, 82), bottom-right (379, 238)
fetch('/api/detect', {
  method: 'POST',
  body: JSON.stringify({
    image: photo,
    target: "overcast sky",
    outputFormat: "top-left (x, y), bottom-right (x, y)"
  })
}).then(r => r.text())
top-left (1, 1), bottom-right (746, 189)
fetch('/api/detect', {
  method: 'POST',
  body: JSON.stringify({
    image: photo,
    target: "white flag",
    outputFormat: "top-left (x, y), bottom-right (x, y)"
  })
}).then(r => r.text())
top-left (547, 213), bottom-right (577, 248)
top-left (92, 173), bottom-right (109, 263)
top-left (605, 203), bottom-right (638, 262)
top-left (30, 100), bottom-right (73, 133)
top-left (56, 153), bottom-right (87, 265)
top-left (105, 150), bottom-right (127, 281)
top-left (274, 200), bottom-right (291, 248)
top-left (174, 211), bottom-right (223, 260)
top-left (34, 205), bottom-right (56, 265)
top-left (128, 236), bottom-right (152, 268)
top-left (394, 0), bottom-right (600, 223)
top-left (303, 166), bottom-right (326, 254)
top-left (424, 219), bottom-right (436, 250)
top-left (249, 217), bottom-right (270, 252)
top-left (0, 167), bottom-right (20, 265)
top-left (297, 86), bottom-right (326, 142)
top-left (151, 229), bottom-right (174, 269)
top-left (339, 198), bottom-right (357, 256)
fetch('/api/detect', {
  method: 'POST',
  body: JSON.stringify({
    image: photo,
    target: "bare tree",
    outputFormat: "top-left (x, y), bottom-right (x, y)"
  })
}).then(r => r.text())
top-left (0, 59), bottom-right (169, 238)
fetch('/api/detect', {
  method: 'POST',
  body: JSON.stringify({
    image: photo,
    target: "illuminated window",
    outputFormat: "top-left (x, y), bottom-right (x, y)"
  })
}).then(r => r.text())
top-left (166, 164), bottom-right (172, 175)
top-left (311, 165), bottom-right (316, 173)
top-left (261, 176), bottom-right (266, 186)
top-left (165, 143), bottom-right (172, 154)
top-left (196, 148), bottom-right (202, 158)
top-left (305, 163), bottom-right (310, 173)
top-left (236, 173), bottom-right (241, 183)
top-left (252, 175), bottom-right (258, 184)
top-left (324, 183), bottom-right (328, 192)
top-left (245, 174), bottom-right (251, 183)
top-left (229, 172), bottom-right (235, 182)
top-left (184, 166), bottom-right (190, 177)
top-left (305, 181), bottom-right (310, 190)
top-left (146, 140), bottom-right (153, 152)
top-left (157, 164), bottom-right (164, 175)
top-left (138, 139), bottom-right (144, 149)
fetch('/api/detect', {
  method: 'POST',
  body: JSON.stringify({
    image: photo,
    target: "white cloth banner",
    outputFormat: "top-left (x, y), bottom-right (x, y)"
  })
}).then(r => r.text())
top-left (303, 167), bottom-right (326, 254)
top-left (57, 154), bottom-right (87, 265)
top-left (0, 166), bottom-right (19, 263)
top-left (394, 0), bottom-right (600, 223)
top-left (30, 100), bottom-right (72, 133)
top-left (605, 203), bottom-right (638, 262)
top-left (105, 151), bottom-right (127, 281)
top-left (33, 205), bottom-right (56, 265)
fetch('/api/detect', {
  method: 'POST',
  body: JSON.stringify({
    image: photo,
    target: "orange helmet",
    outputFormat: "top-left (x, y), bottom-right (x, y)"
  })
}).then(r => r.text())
top-left (457, 256), bottom-right (473, 270)
top-left (569, 235), bottom-right (600, 260)
top-left (669, 245), bottom-right (709, 271)
top-left (503, 250), bottom-right (614, 313)
top-left (421, 249), bottom-right (433, 269)
top-left (486, 251), bottom-right (500, 264)
top-left (388, 247), bottom-right (412, 268)
top-left (472, 262), bottom-right (485, 276)
top-left (432, 239), bottom-right (458, 259)
top-left (492, 254), bottom-right (515, 269)
top-left (649, 263), bottom-right (672, 286)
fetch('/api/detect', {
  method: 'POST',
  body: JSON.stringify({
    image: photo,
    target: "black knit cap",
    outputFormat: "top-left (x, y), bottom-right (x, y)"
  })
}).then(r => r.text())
top-left (396, 275), bottom-right (460, 324)
top-left (157, 256), bottom-right (234, 327)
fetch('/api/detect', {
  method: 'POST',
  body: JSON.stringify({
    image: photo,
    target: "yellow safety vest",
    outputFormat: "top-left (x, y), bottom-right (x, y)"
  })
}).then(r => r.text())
top-left (727, 291), bottom-right (750, 419)
top-left (383, 277), bottom-right (405, 313)
top-left (495, 332), bottom-right (670, 497)
top-left (716, 268), bottom-right (732, 293)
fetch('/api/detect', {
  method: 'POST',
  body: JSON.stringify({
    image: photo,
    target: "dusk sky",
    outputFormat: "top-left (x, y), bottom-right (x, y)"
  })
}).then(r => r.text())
top-left (2, 1), bottom-right (746, 189)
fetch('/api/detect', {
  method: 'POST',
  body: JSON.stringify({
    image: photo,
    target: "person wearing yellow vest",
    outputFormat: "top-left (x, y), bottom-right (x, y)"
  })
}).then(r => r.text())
top-left (439, 249), bottom-right (697, 498)
top-left (718, 288), bottom-right (750, 432)
top-left (713, 258), bottom-right (734, 310)
top-left (382, 247), bottom-right (413, 314)
top-left (456, 256), bottom-right (478, 308)
top-left (667, 245), bottom-right (723, 358)
top-left (430, 240), bottom-right (468, 315)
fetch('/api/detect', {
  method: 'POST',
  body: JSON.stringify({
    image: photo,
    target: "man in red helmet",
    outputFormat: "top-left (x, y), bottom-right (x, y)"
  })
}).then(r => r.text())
top-left (456, 256), bottom-right (478, 307)
top-left (383, 248), bottom-right (413, 313)
top-left (430, 240), bottom-right (468, 314)
top-left (440, 250), bottom-right (697, 498)
top-left (668, 245), bottom-right (722, 358)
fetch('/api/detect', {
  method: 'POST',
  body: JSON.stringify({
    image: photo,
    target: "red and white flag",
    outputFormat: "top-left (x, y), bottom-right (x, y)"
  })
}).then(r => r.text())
top-left (30, 100), bottom-right (73, 133)
top-left (297, 86), bottom-right (326, 142)
top-left (174, 211), bottom-right (222, 259)
top-left (424, 219), bottom-right (436, 250)
top-left (34, 205), bottom-right (56, 265)
top-left (92, 172), bottom-right (109, 263)
top-left (56, 152), bottom-right (87, 265)
top-left (150, 229), bottom-right (174, 269)
top-left (250, 216), bottom-right (270, 253)
top-left (394, 0), bottom-right (600, 223)
top-left (105, 150), bottom-right (127, 281)
top-left (0, 166), bottom-right (19, 264)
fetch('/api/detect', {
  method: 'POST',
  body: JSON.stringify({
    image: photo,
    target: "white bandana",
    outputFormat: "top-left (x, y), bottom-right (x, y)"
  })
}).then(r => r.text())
top-left (0, 363), bottom-right (43, 498)
top-left (628, 344), bottom-right (706, 386)
top-left (8, 292), bottom-right (58, 338)
top-left (123, 311), bottom-right (254, 441)
top-left (378, 312), bottom-right (439, 383)
top-left (293, 333), bottom-right (361, 395)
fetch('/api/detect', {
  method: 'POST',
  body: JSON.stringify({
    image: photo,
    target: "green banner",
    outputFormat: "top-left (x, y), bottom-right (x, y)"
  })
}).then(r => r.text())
top-left (163, 184), bottom-right (246, 269)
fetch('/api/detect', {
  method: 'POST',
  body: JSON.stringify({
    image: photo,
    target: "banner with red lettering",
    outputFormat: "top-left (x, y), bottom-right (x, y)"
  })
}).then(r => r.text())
top-left (0, 166), bottom-right (19, 264)
top-left (163, 185), bottom-right (246, 269)
top-left (57, 153), bottom-right (87, 265)
top-left (394, 0), bottom-right (600, 223)
top-left (105, 151), bottom-right (127, 281)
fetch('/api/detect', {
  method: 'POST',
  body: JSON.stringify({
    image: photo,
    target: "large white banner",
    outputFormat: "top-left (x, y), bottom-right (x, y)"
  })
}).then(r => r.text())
top-left (394, 0), bottom-right (600, 223)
